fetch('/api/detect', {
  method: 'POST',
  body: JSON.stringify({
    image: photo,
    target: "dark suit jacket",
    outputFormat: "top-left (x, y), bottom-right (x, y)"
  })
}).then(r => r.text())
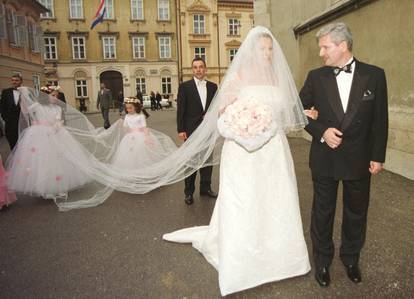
top-left (57, 92), bottom-right (66, 103)
top-left (177, 79), bottom-right (218, 136)
top-left (0, 88), bottom-right (21, 135)
top-left (300, 60), bottom-right (388, 180)
top-left (97, 89), bottom-right (113, 110)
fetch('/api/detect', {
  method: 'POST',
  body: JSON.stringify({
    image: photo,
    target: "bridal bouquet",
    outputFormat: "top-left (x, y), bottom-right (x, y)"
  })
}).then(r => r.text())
top-left (217, 98), bottom-right (277, 152)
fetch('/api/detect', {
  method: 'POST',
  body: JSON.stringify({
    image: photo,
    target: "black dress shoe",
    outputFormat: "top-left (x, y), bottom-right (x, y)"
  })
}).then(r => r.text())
top-left (315, 267), bottom-right (330, 287)
top-left (345, 264), bottom-right (362, 283)
top-left (184, 194), bottom-right (194, 205)
top-left (200, 189), bottom-right (217, 198)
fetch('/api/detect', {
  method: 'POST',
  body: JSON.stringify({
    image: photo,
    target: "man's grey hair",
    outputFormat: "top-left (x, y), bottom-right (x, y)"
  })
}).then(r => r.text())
top-left (316, 22), bottom-right (353, 51)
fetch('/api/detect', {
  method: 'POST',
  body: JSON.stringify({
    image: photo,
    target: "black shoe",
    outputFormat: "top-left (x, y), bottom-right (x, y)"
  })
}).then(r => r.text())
top-left (184, 194), bottom-right (194, 205)
top-left (315, 267), bottom-right (330, 287)
top-left (345, 264), bottom-right (362, 283)
top-left (200, 189), bottom-right (217, 198)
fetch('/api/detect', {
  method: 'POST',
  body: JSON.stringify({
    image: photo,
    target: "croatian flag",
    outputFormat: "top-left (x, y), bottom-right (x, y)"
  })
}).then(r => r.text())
top-left (90, 0), bottom-right (106, 30)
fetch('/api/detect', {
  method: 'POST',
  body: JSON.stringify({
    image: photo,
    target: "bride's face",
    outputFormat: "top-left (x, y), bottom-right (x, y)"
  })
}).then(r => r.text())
top-left (256, 36), bottom-right (273, 64)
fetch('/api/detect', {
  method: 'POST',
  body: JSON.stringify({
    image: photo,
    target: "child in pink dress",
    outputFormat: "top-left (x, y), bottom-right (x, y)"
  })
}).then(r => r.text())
top-left (0, 154), bottom-right (16, 209)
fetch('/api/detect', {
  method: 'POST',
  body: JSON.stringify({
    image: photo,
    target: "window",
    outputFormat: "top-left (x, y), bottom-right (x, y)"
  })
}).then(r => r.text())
top-left (103, 0), bottom-right (114, 20)
top-left (158, 0), bottom-right (169, 21)
top-left (0, 3), bottom-right (6, 39)
top-left (44, 36), bottom-right (57, 60)
top-left (193, 14), bottom-right (205, 34)
top-left (132, 36), bottom-right (145, 59)
top-left (228, 19), bottom-right (240, 36)
top-left (102, 36), bottom-right (116, 59)
top-left (158, 36), bottom-right (171, 59)
top-left (75, 80), bottom-right (88, 98)
top-left (69, 0), bottom-right (83, 19)
top-left (29, 23), bottom-right (42, 52)
top-left (229, 48), bottom-right (238, 62)
top-left (39, 0), bottom-right (54, 19)
top-left (136, 77), bottom-right (146, 95)
top-left (161, 77), bottom-right (171, 95)
top-left (72, 36), bottom-right (86, 59)
top-left (16, 15), bottom-right (28, 47)
top-left (48, 80), bottom-right (59, 86)
top-left (194, 47), bottom-right (206, 61)
top-left (131, 0), bottom-right (144, 20)
top-left (32, 75), bottom-right (40, 93)
top-left (5, 9), bottom-right (17, 46)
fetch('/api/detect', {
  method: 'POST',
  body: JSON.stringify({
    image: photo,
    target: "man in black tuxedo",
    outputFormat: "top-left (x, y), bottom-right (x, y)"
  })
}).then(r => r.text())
top-left (177, 57), bottom-right (218, 205)
top-left (0, 74), bottom-right (23, 150)
top-left (300, 23), bottom-right (388, 287)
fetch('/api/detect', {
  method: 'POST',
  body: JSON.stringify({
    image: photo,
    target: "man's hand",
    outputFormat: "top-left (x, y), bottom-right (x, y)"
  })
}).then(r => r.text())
top-left (369, 161), bottom-right (383, 175)
top-left (178, 132), bottom-right (187, 141)
top-left (304, 106), bottom-right (319, 120)
top-left (322, 128), bottom-right (343, 149)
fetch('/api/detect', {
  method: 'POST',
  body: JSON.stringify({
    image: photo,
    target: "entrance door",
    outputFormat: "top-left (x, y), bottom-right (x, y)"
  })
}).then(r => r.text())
top-left (100, 70), bottom-right (123, 109)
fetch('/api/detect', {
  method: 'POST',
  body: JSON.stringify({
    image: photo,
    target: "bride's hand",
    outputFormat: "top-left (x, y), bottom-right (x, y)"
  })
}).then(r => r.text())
top-left (304, 107), bottom-right (319, 120)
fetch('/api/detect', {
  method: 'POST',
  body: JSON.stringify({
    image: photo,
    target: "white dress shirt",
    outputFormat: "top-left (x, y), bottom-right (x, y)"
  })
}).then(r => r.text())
top-left (194, 77), bottom-right (207, 111)
top-left (336, 56), bottom-right (355, 113)
top-left (13, 89), bottom-right (20, 106)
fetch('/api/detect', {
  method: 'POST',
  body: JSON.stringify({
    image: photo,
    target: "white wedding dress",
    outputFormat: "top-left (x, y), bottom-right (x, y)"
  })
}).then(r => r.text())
top-left (163, 85), bottom-right (311, 295)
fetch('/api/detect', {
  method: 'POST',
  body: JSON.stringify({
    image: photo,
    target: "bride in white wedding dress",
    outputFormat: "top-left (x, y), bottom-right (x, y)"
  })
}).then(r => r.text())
top-left (163, 27), bottom-right (311, 295)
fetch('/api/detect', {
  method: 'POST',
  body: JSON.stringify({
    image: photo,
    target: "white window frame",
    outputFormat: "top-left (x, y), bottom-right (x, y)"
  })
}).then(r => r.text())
top-left (158, 0), bottom-right (169, 21)
top-left (132, 36), bottom-right (145, 59)
top-left (71, 36), bottom-right (86, 59)
top-left (75, 79), bottom-right (88, 98)
top-left (158, 36), bottom-right (171, 59)
top-left (131, 0), bottom-right (144, 20)
top-left (44, 36), bottom-right (58, 60)
top-left (102, 36), bottom-right (116, 59)
top-left (229, 48), bottom-right (238, 62)
top-left (228, 18), bottom-right (240, 36)
top-left (194, 47), bottom-right (206, 61)
top-left (193, 14), bottom-right (205, 34)
top-left (39, 0), bottom-right (54, 19)
top-left (161, 76), bottom-right (172, 95)
top-left (103, 0), bottom-right (114, 20)
top-left (136, 77), bottom-right (146, 95)
top-left (69, 0), bottom-right (84, 19)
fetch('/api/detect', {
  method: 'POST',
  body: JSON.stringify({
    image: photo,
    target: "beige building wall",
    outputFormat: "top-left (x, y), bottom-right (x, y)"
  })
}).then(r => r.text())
top-left (255, 0), bottom-right (414, 179)
top-left (177, 0), bottom-right (253, 84)
top-left (0, 0), bottom-right (46, 91)
top-left (41, 0), bottom-right (179, 110)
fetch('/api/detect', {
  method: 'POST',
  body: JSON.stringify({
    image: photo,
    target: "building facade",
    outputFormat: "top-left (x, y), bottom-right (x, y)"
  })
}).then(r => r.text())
top-left (255, 0), bottom-right (414, 179)
top-left (0, 0), bottom-right (47, 91)
top-left (39, 0), bottom-right (179, 110)
top-left (177, 0), bottom-right (254, 83)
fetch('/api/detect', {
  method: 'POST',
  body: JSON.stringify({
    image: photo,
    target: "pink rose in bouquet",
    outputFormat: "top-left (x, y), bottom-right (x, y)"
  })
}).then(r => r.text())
top-left (217, 98), bottom-right (277, 151)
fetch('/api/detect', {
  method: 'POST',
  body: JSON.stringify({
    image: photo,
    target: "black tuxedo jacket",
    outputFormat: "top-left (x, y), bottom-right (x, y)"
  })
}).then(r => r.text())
top-left (177, 79), bottom-right (218, 136)
top-left (0, 88), bottom-right (21, 133)
top-left (300, 60), bottom-right (388, 180)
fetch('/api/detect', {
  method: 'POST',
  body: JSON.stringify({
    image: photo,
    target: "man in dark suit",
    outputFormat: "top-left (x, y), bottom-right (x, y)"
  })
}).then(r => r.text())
top-left (0, 74), bottom-right (23, 150)
top-left (300, 22), bottom-right (388, 287)
top-left (177, 57), bottom-right (218, 205)
top-left (96, 82), bottom-right (113, 129)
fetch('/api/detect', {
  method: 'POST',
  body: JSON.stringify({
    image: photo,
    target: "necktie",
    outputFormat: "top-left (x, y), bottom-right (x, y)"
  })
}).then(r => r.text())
top-left (333, 59), bottom-right (355, 76)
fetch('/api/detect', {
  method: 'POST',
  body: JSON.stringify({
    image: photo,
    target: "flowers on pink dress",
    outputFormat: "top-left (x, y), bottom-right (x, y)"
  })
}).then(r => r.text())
top-left (0, 157), bottom-right (16, 209)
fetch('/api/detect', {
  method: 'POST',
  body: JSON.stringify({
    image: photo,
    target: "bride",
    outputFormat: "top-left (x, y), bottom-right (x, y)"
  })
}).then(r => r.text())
top-left (163, 26), bottom-right (312, 295)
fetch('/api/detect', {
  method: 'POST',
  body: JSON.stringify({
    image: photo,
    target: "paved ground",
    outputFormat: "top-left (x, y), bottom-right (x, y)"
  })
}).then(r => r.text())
top-left (0, 110), bottom-right (413, 299)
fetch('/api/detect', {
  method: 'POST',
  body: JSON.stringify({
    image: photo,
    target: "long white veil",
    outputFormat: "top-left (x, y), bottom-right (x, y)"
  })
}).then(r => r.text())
top-left (13, 26), bottom-right (307, 211)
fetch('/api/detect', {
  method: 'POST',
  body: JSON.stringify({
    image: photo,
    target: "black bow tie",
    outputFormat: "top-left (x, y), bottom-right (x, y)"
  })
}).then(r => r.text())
top-left (333, 59), bottom-right (354, 76)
